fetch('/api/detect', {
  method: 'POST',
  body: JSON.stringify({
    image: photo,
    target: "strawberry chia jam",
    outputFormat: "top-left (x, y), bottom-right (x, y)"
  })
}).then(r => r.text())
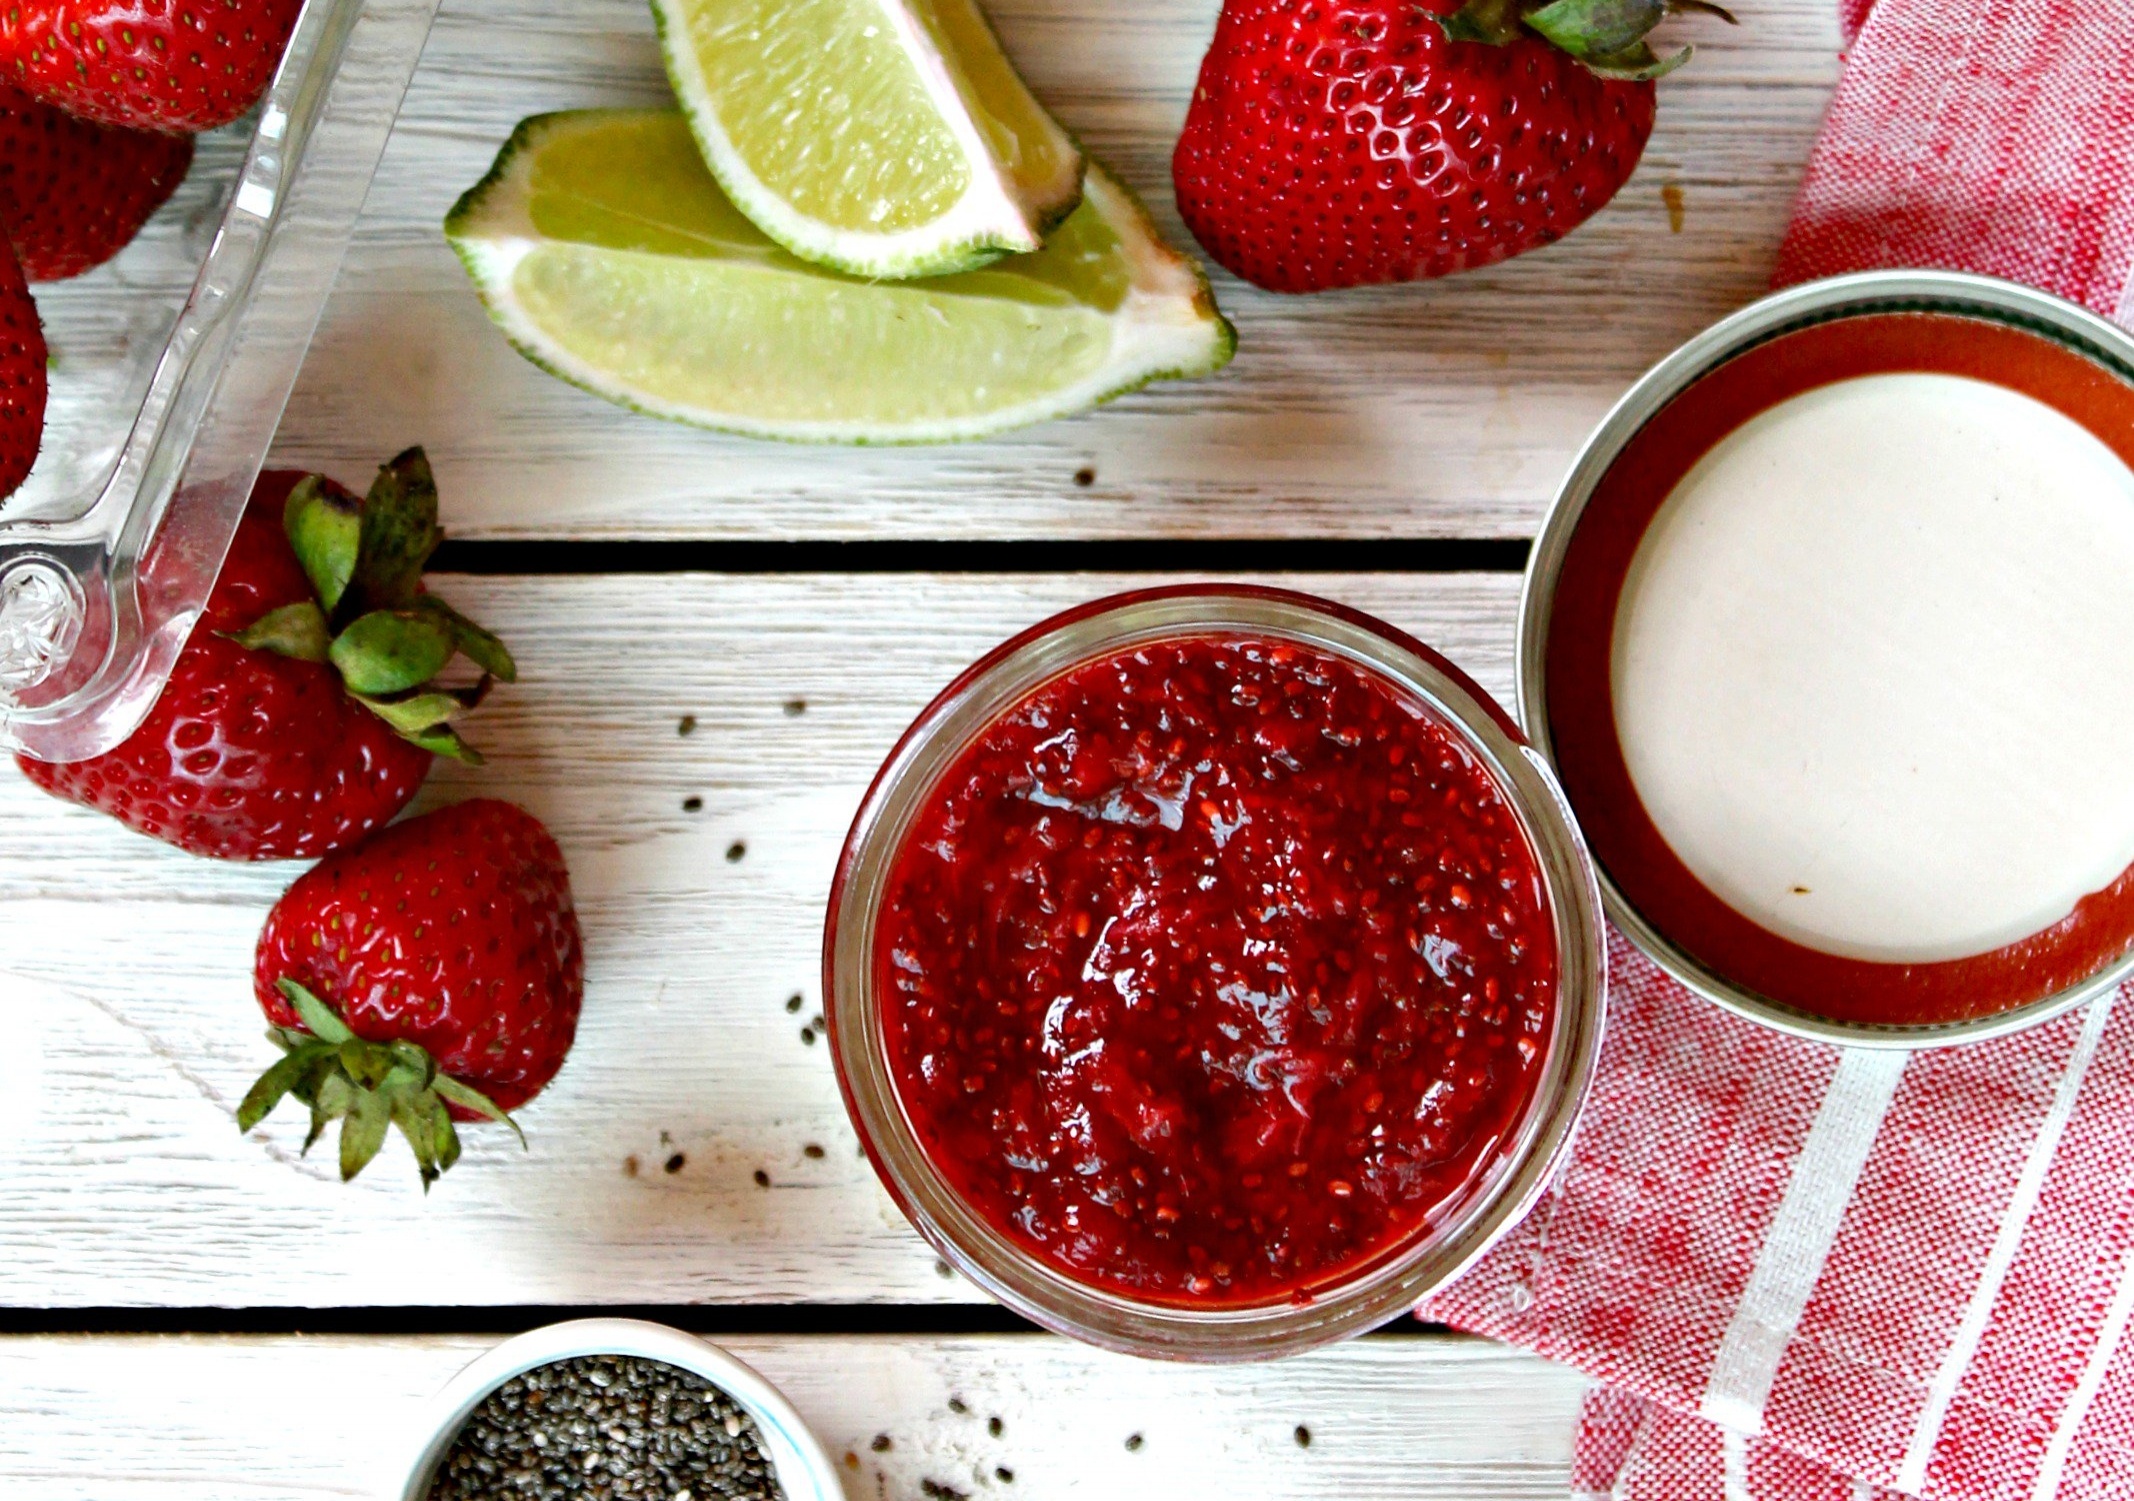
top-left (874, 634), bottom-right (1557, 1306)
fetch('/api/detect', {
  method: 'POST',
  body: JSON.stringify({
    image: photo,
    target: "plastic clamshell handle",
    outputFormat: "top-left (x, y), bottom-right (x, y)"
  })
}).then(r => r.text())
top-left (0, 0), bottom-right (444, 763)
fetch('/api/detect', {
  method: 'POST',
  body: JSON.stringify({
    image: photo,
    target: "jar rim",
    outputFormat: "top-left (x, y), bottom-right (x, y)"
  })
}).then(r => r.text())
top-left (824, 584), bottom-right (1607, 1361)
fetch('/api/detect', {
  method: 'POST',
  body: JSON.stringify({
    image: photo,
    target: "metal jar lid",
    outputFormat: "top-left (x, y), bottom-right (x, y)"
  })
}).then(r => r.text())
top-left (1517, 269), bottom-right (2134, 1049)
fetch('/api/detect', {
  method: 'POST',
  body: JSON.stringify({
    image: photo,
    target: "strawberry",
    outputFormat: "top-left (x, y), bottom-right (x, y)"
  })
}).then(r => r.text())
top-left (0, 232), bottom-right (44, 497)
top-left (0, 84), bottom-right (192, 281)
top-left (241, 798), bottom-right (586, 1185)
top-left (17, 448), bottom-right (516, 859)
top-left (0, 0), bottom-right (304, 134)
top-left (1173, 0), bottom-right (1729, 293)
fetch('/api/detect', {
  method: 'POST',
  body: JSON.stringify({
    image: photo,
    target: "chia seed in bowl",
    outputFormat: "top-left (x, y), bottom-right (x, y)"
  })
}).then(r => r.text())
top-left (399, 1320), bottom-right (841, 1501)
top-left (427, 1355), bottom-right (785, 1501)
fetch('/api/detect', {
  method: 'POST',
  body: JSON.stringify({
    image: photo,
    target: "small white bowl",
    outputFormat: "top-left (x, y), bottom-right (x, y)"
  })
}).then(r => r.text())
top-left (397, 1318), bottom-right (843, 1501)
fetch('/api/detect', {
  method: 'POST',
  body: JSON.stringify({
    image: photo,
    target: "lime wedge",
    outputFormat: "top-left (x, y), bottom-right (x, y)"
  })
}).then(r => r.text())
top-left (444, 111), bottom-right (1235, 444)
top-left (651, 0), bottom-right (1082, 277)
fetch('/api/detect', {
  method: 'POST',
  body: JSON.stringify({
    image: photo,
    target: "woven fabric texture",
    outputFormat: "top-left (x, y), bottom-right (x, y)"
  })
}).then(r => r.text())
top-left (1427, 933), bottom-right (2134, 1499)
top-left (1423, 6), bottom-right (2134, 1495)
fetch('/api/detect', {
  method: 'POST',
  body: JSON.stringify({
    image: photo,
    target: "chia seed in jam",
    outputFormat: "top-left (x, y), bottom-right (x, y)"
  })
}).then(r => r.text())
top-left (875, 634), bottom-right (1557, 1306)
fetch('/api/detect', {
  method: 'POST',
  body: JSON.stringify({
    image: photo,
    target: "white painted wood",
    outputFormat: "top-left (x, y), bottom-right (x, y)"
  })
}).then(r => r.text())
top-left (5, 0), bottom-right (1838, 1467)
top-left (0, 1331), bottom-right (1587, 1499)
top-left (0, 572), bottom-right (1518, 1307)
top-left (264, 0), bottom-right (1843, 541)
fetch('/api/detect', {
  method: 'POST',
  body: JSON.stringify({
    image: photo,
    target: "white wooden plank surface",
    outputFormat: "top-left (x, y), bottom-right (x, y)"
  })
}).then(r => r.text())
top-left (0, 1332), bottom-right (1588, 1499)
top-left (264, 0), bottom-right (1842, 541)
top-left (0, 572), bottom-right (1518, 1307)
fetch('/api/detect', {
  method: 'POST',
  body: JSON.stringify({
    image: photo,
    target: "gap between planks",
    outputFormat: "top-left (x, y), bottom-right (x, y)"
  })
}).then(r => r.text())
top-left (0, 572), bottom-right (1522, 1310)
top-left (0, 1330), bottom-right (1589, 1501)
top-left (249, 0), bottom-right (1841, 542)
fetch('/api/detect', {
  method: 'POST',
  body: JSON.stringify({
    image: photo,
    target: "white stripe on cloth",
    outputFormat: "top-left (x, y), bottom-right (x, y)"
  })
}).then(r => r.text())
top-left (1699, 1048), bottom-right (1910, 1435)
top-left (1896, 998), bottom-right (2115, 1494)
top-left (1723, 1427), bottom-right (1751, 1501)
top-left (2031, 1229), bottom-right (2134, 1501)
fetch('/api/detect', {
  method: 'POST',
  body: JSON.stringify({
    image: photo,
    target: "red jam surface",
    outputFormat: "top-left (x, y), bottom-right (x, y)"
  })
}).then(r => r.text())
top-left (876, 635), bottom-right (1557, 1306)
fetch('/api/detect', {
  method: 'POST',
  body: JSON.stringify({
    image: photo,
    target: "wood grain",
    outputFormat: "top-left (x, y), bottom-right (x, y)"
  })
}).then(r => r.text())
top-left (0, 572), bottom-right (1519, 1307)
top-left (1, 0), bottom-right (1841, 1480)
top-left (262, 0), bottom-right (1842, 542)
top-left (0, 1331), bottom-right (1588, 1500)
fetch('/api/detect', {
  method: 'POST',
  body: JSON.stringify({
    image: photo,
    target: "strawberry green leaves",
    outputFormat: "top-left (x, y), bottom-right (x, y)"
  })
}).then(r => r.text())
top-left (1437, 0), bottom-right (1528, 44)
top-left (412, 596), bottom-right (516, 681)
top-left (222, 600), bottom-right (332, 662)
top-left (354, 448), bottom-right (446, 609)
top-left (331, 608), bottom-right (458, 695)
top-left (238, 447), bottom-right (517, 763)
top-left (238, 980), bottom-right (524, 1188)
top-left (284, 474), bottom-right (362, 611)
top-left (1440, 0), bottom-right (1733, 79)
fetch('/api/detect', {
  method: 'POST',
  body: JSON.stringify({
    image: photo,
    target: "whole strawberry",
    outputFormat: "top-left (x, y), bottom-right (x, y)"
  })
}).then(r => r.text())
top-left (1174, 0), bottom-right (1726, 293)
top-left (242, 798), bottom-right (586, 1185)
top-left (0, 85), bottom-right (193, 281)
top-left (0, 233), bottom-right (45, 498)
top-left (17, 448), bottom-right (515, 859)
top-left (0, 0), bottom-right (304, 133)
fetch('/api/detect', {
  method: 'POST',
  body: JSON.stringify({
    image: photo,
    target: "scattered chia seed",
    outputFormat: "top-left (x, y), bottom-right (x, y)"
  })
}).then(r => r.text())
top-left (870, 1434), bottom-right (892, 1452)
top-left (682, 796), bottom-right (704, 813)
top-left (995, 1467), bottom-right (1014, 1483)
top-left (799, 1027), bottom-right (816, 1045)
top-left (426, 1355), bottom-right (785, 1501)
top-left (725, 841), bottom-right (747, 862)
top-left (1124, 1434), bottom-right (1143, 1452)
top-left (678, 716), bottom-right (697, 736)
top-left (802, 1144), bottom-right (825, 1160)
top-left (753, 1170), bottom-right (770, 1188)
top-left (919, 1483), bottom-right (968, 1501)
top-left (665, 1153), bottom-right (687, 1174)
top-left (784, 995), bottom-right (803, 1014)
top-left (1294, 1424), bottom-right (1312, 1448)
top-left (946, 1398), bottom-right (967, 1416)
top-left (783, 699), bottom-right (806, 716)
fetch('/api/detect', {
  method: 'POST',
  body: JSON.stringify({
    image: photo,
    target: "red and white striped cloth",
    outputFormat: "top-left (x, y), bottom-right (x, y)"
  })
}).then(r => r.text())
top-left (1428, 937), bottom-right (2134, 1499)
top-left (1773, 0), bottom-right (2134, 322)
top-left (1422, 9), bottom-right (2134, 1495)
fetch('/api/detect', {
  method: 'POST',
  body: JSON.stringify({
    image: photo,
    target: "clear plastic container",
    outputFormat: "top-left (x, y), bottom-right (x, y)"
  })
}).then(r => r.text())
top-left (825, 585), bottom-right (1607, 1360)
top-left (0, 0), bottom-right (444, 763)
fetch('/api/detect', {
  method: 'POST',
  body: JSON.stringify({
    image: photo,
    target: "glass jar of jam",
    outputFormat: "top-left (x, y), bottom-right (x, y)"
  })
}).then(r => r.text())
top-left (825, 586), bottom-right (1604, 1360)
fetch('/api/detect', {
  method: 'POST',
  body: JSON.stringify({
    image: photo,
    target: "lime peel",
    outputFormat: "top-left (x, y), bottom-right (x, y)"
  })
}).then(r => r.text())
top-left (444, 111), bottom-right (1235, 445)
top-left (652, 0), bottom-right (1083, 278)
